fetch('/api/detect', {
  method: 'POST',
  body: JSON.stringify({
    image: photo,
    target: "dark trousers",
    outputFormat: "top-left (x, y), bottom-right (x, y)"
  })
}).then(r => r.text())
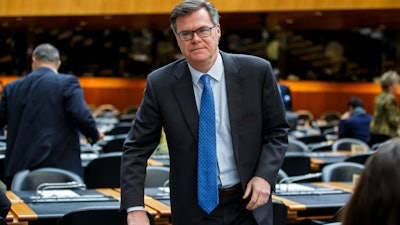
top-left (201, 186), bottom-right (258, 225)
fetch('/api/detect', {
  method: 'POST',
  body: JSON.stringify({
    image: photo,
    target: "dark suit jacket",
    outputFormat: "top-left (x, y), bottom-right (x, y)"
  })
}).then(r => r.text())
top-left (339, 113), bottom-right (372, 143)
top-left (0, 67), bottom-right (99, 184)
top-left (279, 84), bottom-right (293, 111)
top-left (121, 51), bottom-right (289, 225)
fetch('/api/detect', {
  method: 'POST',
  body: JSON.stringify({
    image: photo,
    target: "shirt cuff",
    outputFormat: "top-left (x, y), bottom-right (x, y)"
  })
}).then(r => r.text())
top-left (126, 206), bottom-right (145, 213)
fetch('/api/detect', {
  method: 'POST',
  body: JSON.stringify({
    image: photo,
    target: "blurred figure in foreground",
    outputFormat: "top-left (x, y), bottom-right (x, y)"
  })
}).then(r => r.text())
top-left (341, 137), bottom-right (400, 225)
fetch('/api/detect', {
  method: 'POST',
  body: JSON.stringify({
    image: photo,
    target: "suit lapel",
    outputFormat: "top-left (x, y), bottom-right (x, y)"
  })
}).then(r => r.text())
top-left (172, 63), bottom-right (199, 139)
top-left (221, 52), bottom-right (243, 153)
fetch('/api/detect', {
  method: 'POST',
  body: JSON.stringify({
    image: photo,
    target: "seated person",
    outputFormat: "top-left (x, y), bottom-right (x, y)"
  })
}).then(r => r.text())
top-left (340, 137), bottom-right (400, 225)
top-left (338, 97), bottom-right (372, 143)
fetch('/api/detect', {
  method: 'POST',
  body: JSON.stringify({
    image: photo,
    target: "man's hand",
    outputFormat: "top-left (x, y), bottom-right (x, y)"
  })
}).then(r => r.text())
top-left (242, 176), bottom-right (271, 210)
top-left (127, 210), bottom-right (150, 225)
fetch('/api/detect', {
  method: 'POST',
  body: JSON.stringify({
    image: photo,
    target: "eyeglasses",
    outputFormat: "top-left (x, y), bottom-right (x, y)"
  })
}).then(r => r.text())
top-left (177, 25), bottom-right (216, 41)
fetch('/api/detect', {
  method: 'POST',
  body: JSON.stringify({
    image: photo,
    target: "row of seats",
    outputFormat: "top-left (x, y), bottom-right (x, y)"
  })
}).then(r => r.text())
top-left (279, 161), bottom-right (365, 183)
top-left (10, 155), bottom-right (170, 191)
top-left (288, 136), bottom-right (371, 152)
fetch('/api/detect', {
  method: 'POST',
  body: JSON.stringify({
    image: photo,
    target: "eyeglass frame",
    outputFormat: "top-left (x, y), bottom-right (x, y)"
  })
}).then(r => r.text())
top-left (176, 25), bottom-right (217, 41)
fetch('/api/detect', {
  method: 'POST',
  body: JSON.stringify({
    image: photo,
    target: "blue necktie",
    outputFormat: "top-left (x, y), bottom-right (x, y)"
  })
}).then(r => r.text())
top-left (198, 74), bottom-right (218, 214)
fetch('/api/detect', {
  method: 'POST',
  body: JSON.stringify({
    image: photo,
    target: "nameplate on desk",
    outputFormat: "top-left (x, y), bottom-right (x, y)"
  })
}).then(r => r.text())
top-left (275, 183), bottom-right (345, 196)
top-left (28, 190), bottom-right (116, 203)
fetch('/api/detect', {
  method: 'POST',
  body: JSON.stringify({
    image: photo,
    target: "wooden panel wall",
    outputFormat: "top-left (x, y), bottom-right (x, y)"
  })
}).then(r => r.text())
top-left (1, 0), bottom-right (400, 16)
top-left (3, 77), bottom-right (400, 118)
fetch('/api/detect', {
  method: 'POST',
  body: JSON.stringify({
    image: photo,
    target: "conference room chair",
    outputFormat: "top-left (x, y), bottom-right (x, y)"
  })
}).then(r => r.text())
top-left (295, 109), bottom-right (314, 126)
top-left (84, 152), bottom-right (121, 188)
top-left (319, 110), bottom-right (341, 125)
top-left (277, 169), bottom-right (289, 183)
top-left (57, 206), bottom-right (155, 225)
top-left (331, 137), bottom-right (370, 152)
top-left (287, 138), bottom-right (309, 152)
top-left (321, 162), bottom-right (364, 182)
top-left (100, 134), bottom-right (127, 153)
top-left (145, 166), bottom-right (170, 188)
top-left (92, 104), bottom-right (120, 118)
top-left (272, 200), bottom-right (288, 225)
top-left (297, 135), bottom-right (327, 145)
top-left (118, 113), bottom-right (135, 123)
top-left (11, 167), bottom-right (85, 191)
top-left (281, 154), bottom-right (312, 177)
top-left (104, 122), bottom-right (132, 135)
top-left (344, 152), bottom-right (374, 165)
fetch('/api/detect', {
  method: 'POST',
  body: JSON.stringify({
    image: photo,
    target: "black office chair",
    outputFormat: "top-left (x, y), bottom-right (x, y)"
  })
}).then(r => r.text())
top-left (331, 137), bottom-right (370, 152)
top-left (105, 123), bottom-right (132, 135)
top-left (11, 167), bottom-right (85, 191)
top-left (321, 162), bottom-right (364, 182)
top-left (272, 200), bottom-right (288, 225)
top-left (287, 138), bottom-right (309, 152)
top-left (297, 135), bottom-right (326, 145)
top-left (145, 166), bottom-right (170, 188)
top-left (281, 154), bottom-right (312, 177)
top-left (344, 152), bottom-right (374, 165)
top-left (84, 152), bottom-right (122, 188)
top-left (57, 206), bottom-right (155, 225)
top-left (101, 134), bottom-right (127, 153)
top-left (277, 169), bottom-right (289, 183)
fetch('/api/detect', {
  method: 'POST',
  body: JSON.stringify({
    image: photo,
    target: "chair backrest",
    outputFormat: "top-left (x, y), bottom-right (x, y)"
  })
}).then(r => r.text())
top-left (297, 135), bottom-right (326, 145)
top-left (57, 206), bottom-right (155, 225)
top-left (287, 139), bottom-right (309, 152)
top-left (332, 137), bottom-right (370, 152)
top-left (101, 135), bottom-right (127, 153)
top-left (145, 166), bottom-right (170, 188)
top-left (295, 109), bottom-right (314, 126)
top-left (281, 154), bottom-right (311, 176)
top-left (84, 152), bottom-right (122, 188)
top-left (11, 167), bottom-right (85, 191)
top-left (272, 200), bottom-right (288, 225)
top-left (344, 152), bottom-right (374, 165)
top-left (276, 169), bottom-right (289, 184)
top-left (105, 123), bottom-right (132, 135)
top-left (321, 162), bottom-right (365, 182)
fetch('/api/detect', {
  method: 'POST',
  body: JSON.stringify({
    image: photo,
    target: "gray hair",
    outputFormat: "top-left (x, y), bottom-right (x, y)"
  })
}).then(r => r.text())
top-left (170, 0), bottom-right (220, 34)
top-left (32, 43), bottom-right (60, 63)
top-left (380, 70), bottom-right (399, 91)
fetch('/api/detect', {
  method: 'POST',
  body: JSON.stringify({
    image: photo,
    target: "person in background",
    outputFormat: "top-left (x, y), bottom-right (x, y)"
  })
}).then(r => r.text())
top-left (341, 137), bottom-right (400, 225)
top-left (275, 68), bottom-right (293, 111)
top-left (369, 70), bottom-right (400, 146)
top-left (338, 97), bottom-right (372, 143)
top-left (0, 43), bottom-right (101, 188)
top-left (120, 1), bottom-right (289, 225)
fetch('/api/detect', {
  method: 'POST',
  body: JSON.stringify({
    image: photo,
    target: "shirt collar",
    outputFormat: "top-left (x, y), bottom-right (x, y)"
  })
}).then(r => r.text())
top-left (188, 53), bottom-right (223, 85)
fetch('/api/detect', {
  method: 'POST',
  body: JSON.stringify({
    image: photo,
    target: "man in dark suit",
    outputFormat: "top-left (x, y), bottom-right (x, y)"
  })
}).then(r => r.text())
top-left (0, 43), bottom-right (100, 188)
top-left (120, 1), bottom-right (289, 225)
top-left (339, 97), bottom-right (372, 143)
top-left (275, 69), bottom-right (293, 111)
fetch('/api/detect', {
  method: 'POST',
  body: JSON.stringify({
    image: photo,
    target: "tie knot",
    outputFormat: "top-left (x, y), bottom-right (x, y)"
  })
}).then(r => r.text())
top-left (200, 74), bottom-right (211, 85)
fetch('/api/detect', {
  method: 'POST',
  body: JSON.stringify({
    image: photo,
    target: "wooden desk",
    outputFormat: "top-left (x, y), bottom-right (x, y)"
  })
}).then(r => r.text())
top-left (272, 182), bottom-right (353, 222)
top-left (113, 188), bottom-right (171, 225)
top-left (307, 151), bottom-right (352, 171)
top-left (7, 188), bottom-right (171, 225)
